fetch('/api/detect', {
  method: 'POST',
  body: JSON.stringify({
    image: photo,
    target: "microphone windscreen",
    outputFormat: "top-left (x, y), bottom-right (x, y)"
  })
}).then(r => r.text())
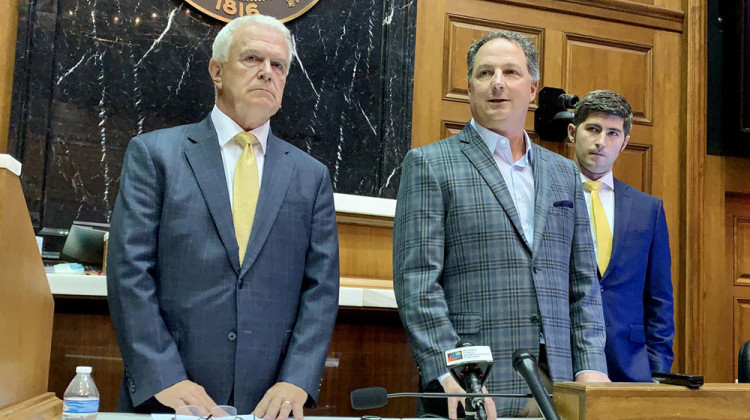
top-left (350, 387), bottom-right (388, 410)
top-left (512, 349), bottom-right (536, 370)
top-left (456, 339), bottom-right (475, 347)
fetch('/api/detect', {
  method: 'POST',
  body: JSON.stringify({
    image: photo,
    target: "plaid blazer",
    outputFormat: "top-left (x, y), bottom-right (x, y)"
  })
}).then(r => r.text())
top-left (393, 124), bottom-right (607, 415)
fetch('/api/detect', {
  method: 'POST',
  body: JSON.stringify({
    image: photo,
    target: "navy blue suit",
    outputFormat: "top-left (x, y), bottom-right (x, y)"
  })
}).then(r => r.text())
top-left (107, 116), bottom-right (340, 413)
top-left (600, 178), bottom-right (674, 382)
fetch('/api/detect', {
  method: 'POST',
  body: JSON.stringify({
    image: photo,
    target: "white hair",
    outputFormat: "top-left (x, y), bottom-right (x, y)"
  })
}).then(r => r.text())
top-left (212, 15), bottom-right (295, 73)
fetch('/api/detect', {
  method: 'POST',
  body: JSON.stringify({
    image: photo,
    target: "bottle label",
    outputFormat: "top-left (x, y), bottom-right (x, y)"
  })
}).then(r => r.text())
top-left (63, 397), bottom-right (99, 413)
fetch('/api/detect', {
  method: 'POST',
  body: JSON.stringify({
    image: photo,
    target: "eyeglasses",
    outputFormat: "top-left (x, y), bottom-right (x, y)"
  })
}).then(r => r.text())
top-left (174, 405), bottom-right (246, 420)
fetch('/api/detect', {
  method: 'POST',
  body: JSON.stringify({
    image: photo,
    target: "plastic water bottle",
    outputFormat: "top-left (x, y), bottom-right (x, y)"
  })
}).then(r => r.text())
top-left (62, 366), bottom-right (100, 420)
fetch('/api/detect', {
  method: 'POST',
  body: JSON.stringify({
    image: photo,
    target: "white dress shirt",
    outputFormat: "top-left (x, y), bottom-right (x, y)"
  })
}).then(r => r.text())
top-left (211, 105), bottom-right (269, 210)
top-left (580, 171), bottom-right (616, 263)
top-left (471, 119), bottom-right (536, 246)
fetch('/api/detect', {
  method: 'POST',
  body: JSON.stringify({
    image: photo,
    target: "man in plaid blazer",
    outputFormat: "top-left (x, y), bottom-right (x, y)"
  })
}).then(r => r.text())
top-left (393, 31), bottom-right (609, 418)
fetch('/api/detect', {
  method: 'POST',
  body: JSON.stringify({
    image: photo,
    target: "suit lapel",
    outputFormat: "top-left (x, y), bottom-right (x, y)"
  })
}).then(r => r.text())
top-left (239, 132), bottom-right (293, 277)
top-left (459, 125), bottom-right (531, 252)
top-left (530, 145), bottom-right (551, 257)
top-left (184, 116), bottom-right (241, 275)
top-left (604, 178), bottom-right (632, 278)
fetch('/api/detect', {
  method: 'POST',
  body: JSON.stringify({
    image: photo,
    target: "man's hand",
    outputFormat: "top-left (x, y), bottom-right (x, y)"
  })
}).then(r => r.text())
top-left (154, 380), bottom-right (217, 413)
top-left (575, 371), bottom-right (611, 383)
top-left (440, 375), bottom-right (497, 420)
top-left (253, 381), bottom-right (308, 420)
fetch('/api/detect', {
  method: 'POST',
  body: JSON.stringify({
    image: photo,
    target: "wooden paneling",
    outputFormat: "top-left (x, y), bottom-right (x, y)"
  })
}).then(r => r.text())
top-left (683, 0), bottom-right (707, 377)
top-left (735, 218), bottom-right (750, 286)
top-left (563, 35), bottom-right (653, 123)
top-left (735, 299), bottom-right (750, 374)
top-left (338, 219), bottom-right (393, 282)
top-left (310, 308), bottom-right (418, 417)
top-left (0, 0), bottom-right (19, 154)
top-left (0, 169), bottom-right (55, 409)
top-left (49, 298), bottom-right (123, 411)
top-left (703, 194), bottom-right (750, 381)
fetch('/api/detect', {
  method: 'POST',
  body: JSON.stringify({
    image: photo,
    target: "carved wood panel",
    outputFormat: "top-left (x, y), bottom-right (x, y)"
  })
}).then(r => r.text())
top-left (563, 34), bottom-right (654, 124)
top-left (734, 216), bottom-right (750, 286)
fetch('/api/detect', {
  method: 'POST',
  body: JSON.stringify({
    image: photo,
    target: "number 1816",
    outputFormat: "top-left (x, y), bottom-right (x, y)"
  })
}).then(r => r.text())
top-left (215, 0), bottom-right (260, 17)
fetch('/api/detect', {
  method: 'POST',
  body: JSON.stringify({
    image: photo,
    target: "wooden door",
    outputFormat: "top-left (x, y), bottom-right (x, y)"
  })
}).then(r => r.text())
top-left (704, 194), bottom-right (750, 381)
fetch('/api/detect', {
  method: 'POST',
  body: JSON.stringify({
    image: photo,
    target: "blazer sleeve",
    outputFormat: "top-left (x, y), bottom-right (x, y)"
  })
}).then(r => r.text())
top-left (568, 168), bottom-right (609, 375)
top-left (393, 148), bottom-right (457, 384)
top-left (107, 137), bottom-right (188, 406)
top-left (644, 201), bottom-right (675, 373)
top-left (277, 165), bottom-right (340, 404)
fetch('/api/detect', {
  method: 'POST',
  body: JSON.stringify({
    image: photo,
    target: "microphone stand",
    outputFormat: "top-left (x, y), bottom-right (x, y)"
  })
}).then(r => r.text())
top-left (387, 391), bottom-right (542, 399)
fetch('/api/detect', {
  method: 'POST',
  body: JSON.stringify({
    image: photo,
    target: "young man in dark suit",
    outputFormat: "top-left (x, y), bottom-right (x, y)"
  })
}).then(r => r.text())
top-left (568, 89), bottom-right (674, 382)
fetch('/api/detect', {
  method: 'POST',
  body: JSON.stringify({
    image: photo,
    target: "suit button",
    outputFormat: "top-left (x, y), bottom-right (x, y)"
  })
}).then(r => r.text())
top-left (228, 331), bottom-right (237, 341)
top-left (532, 266), bottom-right (539, 274)
top-left (530, 314), bottom-right (540, 324)
top-left (128, 378), bottom-right (136, 393)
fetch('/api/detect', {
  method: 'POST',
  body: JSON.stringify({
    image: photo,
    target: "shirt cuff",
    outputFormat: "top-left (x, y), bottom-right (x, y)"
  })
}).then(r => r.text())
top-left (438, 372), bottom-right (451, 386)
top-left (575, 369), bottom-right (606, 378)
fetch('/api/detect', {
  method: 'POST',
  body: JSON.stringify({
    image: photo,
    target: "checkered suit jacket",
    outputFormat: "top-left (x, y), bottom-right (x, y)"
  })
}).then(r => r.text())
top-left (393, 123), bottom-right (607, 415)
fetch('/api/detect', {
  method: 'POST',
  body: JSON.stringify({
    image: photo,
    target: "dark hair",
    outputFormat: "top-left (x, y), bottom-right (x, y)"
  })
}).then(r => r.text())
top-left (572, 90), bottom-right (633, 135)
top-left (466, 31), bottom-right (539, 82)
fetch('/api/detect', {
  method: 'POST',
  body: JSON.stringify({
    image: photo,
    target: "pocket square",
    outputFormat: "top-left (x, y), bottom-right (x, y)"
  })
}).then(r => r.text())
top-left (553, 200), bottom-right (574, 208)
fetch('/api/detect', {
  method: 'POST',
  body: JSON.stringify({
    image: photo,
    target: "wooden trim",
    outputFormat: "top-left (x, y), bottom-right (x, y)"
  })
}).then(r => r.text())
top-left (486, 0), bottom-right (684, 32)
top-left (336, 212), bottom-right (393, 228)
top-left (684, 0), bottom-right (707, 375)
top-left (340, 277), bottom-right (393, 289)
top-left (0, 393), bottom-right (62, 420)
top-left (0, 1), bottom-right (20, 154)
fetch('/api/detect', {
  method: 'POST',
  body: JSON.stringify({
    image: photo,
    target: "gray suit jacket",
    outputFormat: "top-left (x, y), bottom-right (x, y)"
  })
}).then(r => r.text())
top-left (393, 124), bottom-right (607, 415)
top-left (107, 116), bottom-right (339, 413)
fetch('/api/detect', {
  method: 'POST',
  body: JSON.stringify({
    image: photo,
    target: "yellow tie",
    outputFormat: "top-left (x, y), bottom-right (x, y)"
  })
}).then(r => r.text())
top-left (583, 181), bottom-right (612, 276)
top-left (233, 132), bottom-right (260, 265)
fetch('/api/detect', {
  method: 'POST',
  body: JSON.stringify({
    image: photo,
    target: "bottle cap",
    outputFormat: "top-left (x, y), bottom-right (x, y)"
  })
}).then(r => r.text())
top-left (76, 366), bottom-right (93, 374)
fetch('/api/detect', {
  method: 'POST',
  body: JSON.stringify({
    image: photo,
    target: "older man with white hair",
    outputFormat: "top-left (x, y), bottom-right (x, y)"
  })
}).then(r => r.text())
top-left (107, 15), bottom-right (339, 418)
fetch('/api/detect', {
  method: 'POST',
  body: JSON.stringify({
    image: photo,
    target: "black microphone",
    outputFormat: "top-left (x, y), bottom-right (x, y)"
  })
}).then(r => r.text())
top-left (512, 349), bottom-right (560, 420)
top-left (446, 340), bottom-right (494, 420)
top-left (739, 341), bottom-right (750, 383)
top-left (350, 386), bottom-right (535, 411)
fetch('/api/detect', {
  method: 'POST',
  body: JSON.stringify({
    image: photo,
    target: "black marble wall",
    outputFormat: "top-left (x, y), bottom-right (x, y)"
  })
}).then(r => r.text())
top-left (9, 0), bottom-right (416, 229)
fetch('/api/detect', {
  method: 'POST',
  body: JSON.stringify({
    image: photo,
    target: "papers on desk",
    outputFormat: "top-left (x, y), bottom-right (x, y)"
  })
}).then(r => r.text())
top-left (150, 416), bottom-right (537, 420)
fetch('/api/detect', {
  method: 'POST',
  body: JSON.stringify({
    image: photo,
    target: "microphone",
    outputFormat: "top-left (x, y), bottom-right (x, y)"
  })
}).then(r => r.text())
top-left (512, 349), bottom-right (560, 420)
top-left (739, 341), bottom-right (750, 383)
top-left (445, 340), bottom-right (494, 420)
top-left (350, 386), bottom-right (535, 411)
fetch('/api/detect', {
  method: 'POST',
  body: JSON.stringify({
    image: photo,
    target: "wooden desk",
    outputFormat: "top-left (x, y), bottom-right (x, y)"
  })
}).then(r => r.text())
top-left (554, 382), bottom-right (750, 420)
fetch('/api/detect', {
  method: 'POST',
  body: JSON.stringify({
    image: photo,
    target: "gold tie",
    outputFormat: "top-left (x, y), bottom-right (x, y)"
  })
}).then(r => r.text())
top-left (583, 181), bottom-right (612, 276)
top-left (233, 132), bottom-right (260, 264)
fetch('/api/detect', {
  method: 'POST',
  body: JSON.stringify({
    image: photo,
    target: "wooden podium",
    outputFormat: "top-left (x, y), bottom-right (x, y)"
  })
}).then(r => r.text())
top-left (0, 155), bottom-right (62, 419)
top-left (554, 382), bottom-right (750, 420)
